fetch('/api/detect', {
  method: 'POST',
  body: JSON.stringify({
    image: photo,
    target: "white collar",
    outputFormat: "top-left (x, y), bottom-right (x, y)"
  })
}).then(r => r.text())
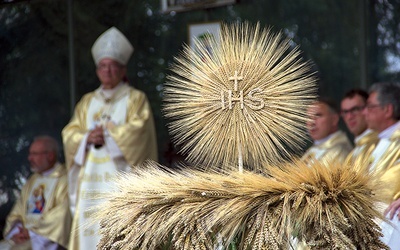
top-left (354, 128), bottom-right (372, 144)
top-left (378, 121), bottom-right (400, 139)
top-left (39, 165), bottom-right (56, 177)
top-left (314, 130), bottom-right (339, 146)
top-left (100, 82), bottom-right (124, 98)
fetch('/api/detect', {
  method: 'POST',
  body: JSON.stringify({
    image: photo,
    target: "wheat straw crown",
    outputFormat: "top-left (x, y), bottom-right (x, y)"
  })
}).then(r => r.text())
top-left (164, 22), bottom-right (317, 170)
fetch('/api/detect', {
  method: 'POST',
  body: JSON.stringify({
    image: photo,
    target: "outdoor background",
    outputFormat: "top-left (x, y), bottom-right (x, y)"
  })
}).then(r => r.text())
top-left (1, 0), bottom-right (399, 236)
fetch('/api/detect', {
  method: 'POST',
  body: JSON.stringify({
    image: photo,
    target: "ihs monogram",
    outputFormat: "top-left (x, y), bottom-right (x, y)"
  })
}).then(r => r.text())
top-left (221, 70), bottom-right (265, 110)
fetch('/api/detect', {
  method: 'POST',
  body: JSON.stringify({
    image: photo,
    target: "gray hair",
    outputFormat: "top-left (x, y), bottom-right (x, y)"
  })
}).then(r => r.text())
top-left (369, 82), bottom-right (400, 120)
top-left (33, 135), bottom-right (59, 158)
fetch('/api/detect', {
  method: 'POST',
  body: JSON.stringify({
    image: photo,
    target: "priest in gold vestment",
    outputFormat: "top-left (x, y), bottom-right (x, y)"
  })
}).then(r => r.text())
top-left (1, 136), bottom-right (71, 250)
top-left (340, 89), bottom-right (379, 165)
top-left (302, 98), bottom-right (353, 165)
top-left (62, 27), bottom-right (158, 249)
top-left (361, 82), bottom-right (400, 249)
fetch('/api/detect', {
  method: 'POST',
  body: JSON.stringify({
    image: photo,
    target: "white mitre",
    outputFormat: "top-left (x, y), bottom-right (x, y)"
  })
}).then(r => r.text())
top-left (91, 26), bottom-right (134, 66)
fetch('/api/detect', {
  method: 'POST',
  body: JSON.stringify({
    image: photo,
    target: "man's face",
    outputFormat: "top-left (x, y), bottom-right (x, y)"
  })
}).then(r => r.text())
top-left (28, 141), bottom-right (53, 174)
top-left (362, 91), bottom-right (388, 132)
top-left (96, 58), bottom-right (126, 89)
top-left (307, 102), bottom-right (339, 141)
top-left (340, 95), bottom-right (367, 136)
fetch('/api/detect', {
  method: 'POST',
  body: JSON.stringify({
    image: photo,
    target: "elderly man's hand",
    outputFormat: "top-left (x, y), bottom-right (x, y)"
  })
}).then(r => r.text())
top-left (384, 198), bottom-right (400, 220)
top-left (11, 226), bottom-right (30, 244)
top-left (88, 126), bottom-right (105, 147)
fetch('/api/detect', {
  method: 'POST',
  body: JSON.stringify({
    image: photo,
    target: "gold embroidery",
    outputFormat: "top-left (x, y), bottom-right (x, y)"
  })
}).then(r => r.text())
top-left (82, 173), bottom-right (103, 182)
top-left (87, 153), bottom-right (110, 163)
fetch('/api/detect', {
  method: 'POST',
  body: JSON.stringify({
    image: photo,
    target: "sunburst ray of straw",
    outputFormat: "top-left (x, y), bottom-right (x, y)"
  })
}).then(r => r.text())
top-left (96, 160), bottom-right (387, 250)
top-left (163, 21), bottom-right (317, 171)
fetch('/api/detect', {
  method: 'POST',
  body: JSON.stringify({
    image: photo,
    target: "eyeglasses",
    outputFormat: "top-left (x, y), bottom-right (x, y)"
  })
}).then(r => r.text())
top-left (365, 103), bottom-right (382, 110)
top-left (341, 106), bottom-right (365, 116)
top-left (97, 63), bottom-right (122, 71)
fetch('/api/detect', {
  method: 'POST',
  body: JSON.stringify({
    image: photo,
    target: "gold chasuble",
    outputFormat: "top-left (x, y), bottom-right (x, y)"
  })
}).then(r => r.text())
top-left (347, 127), bottom-right (400, 204)
top-left (3, 163), bottom-right (71, 249)
top-left (345, 129), bottom-right (379, 166)
top-left (301, 130), bottom-right (353, 165)
top-left (369, 129), bottom-right (400, 204)
top-left (62, 84), bottom-right (158, 250)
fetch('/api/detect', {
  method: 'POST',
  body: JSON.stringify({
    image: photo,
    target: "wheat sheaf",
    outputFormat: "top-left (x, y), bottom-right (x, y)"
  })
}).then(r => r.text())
top-left (97, 161), bottom-right (387, 250)
top-left (163, 22), bottom-right (317, 170)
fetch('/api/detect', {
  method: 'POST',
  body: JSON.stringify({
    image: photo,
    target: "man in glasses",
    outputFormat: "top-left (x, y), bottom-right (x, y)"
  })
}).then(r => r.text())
top-left (1, 136), bottom-right (71, 249)
top-left (340, 88), bottom-right (378, 164)
top-left (362, 82), bottom-right (400, 248)
top-left (363, 82), bottom-right (400, 174)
